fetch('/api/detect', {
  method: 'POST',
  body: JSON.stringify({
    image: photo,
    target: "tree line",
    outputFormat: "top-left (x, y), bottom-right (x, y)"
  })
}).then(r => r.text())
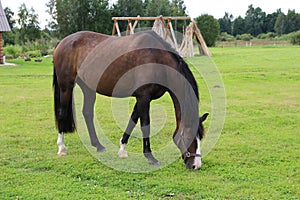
top-left (3, 1), bottom-right (300, 47)
top-left (219, 4), bottom-right (300, 37)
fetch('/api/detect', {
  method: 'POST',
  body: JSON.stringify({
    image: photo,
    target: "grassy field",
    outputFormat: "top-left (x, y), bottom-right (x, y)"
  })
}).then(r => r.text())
top-left (0, 46), bottom-right (299, 199)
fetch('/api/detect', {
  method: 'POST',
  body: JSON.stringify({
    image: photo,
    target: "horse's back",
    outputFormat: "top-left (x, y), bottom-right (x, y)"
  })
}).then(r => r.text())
top-left (77, 31), bottom-right (179, 97)
top-left (53, 31), bottom-right (111, 86)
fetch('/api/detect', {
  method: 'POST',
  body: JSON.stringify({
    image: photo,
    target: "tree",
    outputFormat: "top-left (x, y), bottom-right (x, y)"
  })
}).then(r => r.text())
top-left (219, 12), bottom-right (233, 35)
top-left (3, 7), bottom-right (16, 45)
top-left (111, 0), bottom-right (145, 30)
top-left (232, 16), bottom-right (245, 36)
top-left (4, 7), bottom-right (15, 29)
top-left (195, 14), bottom-right (220, 47)
top-left (275, 10), bottom-right (300, 35)
top-left (146, 0), bottom-right (172, 17)
top-left (274, 13), bottom-right (286, 35)
top-left (170, 0), bottom-right (187, 16)
top-left (263, 9), bottom-right (282, 33)
top-left (47, 0), bottom-right (111, 38)
top-left (170, 0), bottom-right (188, 32)
top-left (45, 0), bottom-right (57, 32)
top-left (285, 10), bottom-right (300, 33)
top-left (244, 4), bottom-right (266, 36)
top-left (17, 3), bottom-right (41, 42)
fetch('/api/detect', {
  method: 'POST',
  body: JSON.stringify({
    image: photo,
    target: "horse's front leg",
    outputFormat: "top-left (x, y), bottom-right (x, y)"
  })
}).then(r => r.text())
top-left (57, 133), bottom-right (67, 156)
top-left (137, 97), bottom-right (160, 166)
top-left (77, 78), bottom-right (106, 152)
top-left (118, 104), bottom-right (138, 157)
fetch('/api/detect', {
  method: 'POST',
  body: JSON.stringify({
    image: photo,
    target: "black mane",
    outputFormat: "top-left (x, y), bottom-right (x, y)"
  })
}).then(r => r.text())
top-left (147, 31), bottom-right (199, 101)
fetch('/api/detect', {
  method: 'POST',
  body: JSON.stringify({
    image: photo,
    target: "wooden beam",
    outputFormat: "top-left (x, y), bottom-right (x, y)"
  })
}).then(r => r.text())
top-left (112, 16), bottom-right (191, 21)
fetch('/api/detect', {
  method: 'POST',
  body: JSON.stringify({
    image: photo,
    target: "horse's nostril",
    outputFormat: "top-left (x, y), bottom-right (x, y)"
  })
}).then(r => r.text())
top-left (192, 165), bottom-right (196, 170)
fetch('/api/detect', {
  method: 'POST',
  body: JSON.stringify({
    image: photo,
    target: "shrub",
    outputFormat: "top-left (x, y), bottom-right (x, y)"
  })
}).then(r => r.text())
top-left (236, 33), bottom-right (253, 41)
top-left (257, 32), bottom-right (277, 39)
top-left (4, 45), bottom-right (22, 58)
top-left (290, 30), bottom-right (300, 45)
top-left (219, 32), bottom-right (235, 41)
top-left (25, 50), bottom-right (41, 58)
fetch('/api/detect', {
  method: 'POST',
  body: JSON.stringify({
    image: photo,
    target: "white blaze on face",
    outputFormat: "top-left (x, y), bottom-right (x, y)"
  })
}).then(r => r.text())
top-left (193, 137), bottom-right (202, 169)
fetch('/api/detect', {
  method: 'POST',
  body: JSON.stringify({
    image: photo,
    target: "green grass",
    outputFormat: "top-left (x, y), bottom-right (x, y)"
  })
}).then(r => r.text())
top-left (0, 46), bottom-right (299, 199)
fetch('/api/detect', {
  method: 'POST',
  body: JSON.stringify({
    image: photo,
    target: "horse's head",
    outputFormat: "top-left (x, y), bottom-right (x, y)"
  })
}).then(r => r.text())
top-left (173, 113), bottom-right (209, 170)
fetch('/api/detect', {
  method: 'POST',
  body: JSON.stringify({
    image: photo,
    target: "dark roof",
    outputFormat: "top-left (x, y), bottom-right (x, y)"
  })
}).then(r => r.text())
top-left (0, 0), bottom-right (10, 32)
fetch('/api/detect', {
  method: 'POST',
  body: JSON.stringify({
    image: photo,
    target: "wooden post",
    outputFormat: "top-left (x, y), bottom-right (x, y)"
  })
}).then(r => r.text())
top-left (112, 20), bottom-right (121, 37)
top-left (192, 21), bottom-right (211, 56)
top-left (167, 18), bottom-right (179, 51)
top-left (127, 19), bottom-right (134, 35)
top-left (112, 20), bottom-right (116, 35)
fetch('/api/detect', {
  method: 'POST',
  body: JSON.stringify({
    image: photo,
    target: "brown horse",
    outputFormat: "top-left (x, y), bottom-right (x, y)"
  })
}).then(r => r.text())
top-left (53, 30), bottom-right (208, 170)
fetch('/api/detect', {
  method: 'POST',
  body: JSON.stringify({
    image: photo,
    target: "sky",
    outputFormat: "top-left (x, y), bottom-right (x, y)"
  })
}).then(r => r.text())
top-left (1, 0), bottom-right (299, 28)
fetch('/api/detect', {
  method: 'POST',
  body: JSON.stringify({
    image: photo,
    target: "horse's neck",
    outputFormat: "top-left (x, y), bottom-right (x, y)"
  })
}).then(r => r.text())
top-left (169, 90), bottom-right (198, 136)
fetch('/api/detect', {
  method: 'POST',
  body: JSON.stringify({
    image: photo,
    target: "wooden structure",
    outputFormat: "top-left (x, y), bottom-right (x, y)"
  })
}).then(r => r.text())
top-left (112, 16), bottom-right (190, 53)
top-left (0, 0), bottom-right (11, 64)
top-left (112, 16), bottom-right (211, 57)
top-left (179, 21), bottom-right (211, 57)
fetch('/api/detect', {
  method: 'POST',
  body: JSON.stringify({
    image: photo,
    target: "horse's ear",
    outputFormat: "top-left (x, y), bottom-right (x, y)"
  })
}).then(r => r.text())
top-left (200, 113), bottom-right (209, 123)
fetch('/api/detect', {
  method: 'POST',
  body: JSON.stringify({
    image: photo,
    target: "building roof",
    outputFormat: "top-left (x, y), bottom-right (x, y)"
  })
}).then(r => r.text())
top-left (0, 0), bottom-right (11, 32)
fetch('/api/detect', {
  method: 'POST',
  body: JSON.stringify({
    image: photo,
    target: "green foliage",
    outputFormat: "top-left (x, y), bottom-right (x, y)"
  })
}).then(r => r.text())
top-left (3, 45), bottom-right (22, 58)
top-left (25, 50), bottom-right (41, 58)
top-left (17, 3), bottom-right (41, 42)
top-left (195, 14), bottom-right (220, 47)
top-left (290, 30), bottom-right (300, 45)
top-left (257, 32), bottom-right (277, 39)
top-left (232, 16), bottom-right (245, 36)
top-left (244, 5), bottom-right (266, 36)
top-left (218, 32), bottom-right (235, 41)
top-left (111, 0), bottom-right (145, 30)
top-left (48, 0), bottom-right (112, 38)
top-left (218, 12), bottom-right (233, 35)
top-left (236, 33), bottom-right (253, 41)
top-left (275, 10), bottom-right (300, 35)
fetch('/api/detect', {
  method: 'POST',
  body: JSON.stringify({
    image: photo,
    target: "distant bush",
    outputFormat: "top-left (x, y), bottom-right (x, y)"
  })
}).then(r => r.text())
top-left (25, 50), bottom-right (41, 58)
top-left (290, 30), bottom-right (300, 45)
top-left (3, 36), bottom-right (58, 59)
top-left (219, 32), bottom-right (235, 41)
top-left (4, 45), bottom-right (22, 58)
top-left (236, 34), bottom-right (253, 41)
top-left (257, 32), bottom-right (277, 39)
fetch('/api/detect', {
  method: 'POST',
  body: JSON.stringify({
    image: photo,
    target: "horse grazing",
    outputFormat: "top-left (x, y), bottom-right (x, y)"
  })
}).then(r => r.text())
top-left (53, 30), bottom-right (208, 170)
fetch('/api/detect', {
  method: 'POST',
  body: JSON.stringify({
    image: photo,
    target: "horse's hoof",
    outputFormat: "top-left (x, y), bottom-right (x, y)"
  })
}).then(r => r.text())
top-left (57, 147), bottom-right (67, 156)
top-left (149, 160), bottom-right (160, 166)
top-left (97, 147), bottom-right (107, 153)
top-left (57, 151), bottom-right (67, 156)
top-left (118, 150), bottom-right (128, 158)
top-left (144, 152), bottom-right (160, 166)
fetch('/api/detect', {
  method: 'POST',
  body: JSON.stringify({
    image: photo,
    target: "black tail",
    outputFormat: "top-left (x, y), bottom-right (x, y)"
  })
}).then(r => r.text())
top-left (53, 68), bottom-right (76, 133)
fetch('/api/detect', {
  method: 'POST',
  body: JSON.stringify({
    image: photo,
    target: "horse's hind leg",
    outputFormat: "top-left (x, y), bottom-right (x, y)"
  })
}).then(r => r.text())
top-left (77, 78), bottom-right (106, 152)
top-left (56, 89), bottom-right (74, 156)
top-left (118, 103), bottom-right (139, 157)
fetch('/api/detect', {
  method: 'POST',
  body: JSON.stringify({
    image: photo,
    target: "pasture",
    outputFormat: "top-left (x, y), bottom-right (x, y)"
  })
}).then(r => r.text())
top-left (0, 46), bottom-right (299, 199)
